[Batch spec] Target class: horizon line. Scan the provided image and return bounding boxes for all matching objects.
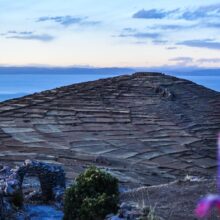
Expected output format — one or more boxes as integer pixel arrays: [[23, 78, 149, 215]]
[[0, 65, 220, 70]]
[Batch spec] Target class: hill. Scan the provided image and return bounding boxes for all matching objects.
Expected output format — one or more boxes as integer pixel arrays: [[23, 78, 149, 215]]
[[0, 72, 219, 187]]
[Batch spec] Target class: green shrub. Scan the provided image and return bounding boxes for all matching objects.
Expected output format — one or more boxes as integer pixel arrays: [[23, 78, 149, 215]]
[[63, 166, 119, 220], [12, 191, 23, 208]]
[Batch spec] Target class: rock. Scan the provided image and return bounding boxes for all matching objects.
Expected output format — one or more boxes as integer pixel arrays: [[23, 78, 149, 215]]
[[4, 178, 21, 196], [106, 202, 143, 220], [0, 193, 5, 219], [0, 166, 11, 176], [154, 85, 175, 100], [95, 155, 111, 166], [24, 190, 42, 202], [109, 216, 124, 220], [106, 213, 125, 220], [0, 195, 17, 220], [120, 202, 132, 211]]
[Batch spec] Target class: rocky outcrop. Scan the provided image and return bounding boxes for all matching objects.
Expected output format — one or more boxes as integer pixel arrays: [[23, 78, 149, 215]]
[[0, 193, 5, 220], [154, 85, 175, 100]]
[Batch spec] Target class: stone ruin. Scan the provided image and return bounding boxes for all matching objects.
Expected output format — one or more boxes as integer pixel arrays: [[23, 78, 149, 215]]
[[0, 160, 66, 219], [154, 85, 175, 100]]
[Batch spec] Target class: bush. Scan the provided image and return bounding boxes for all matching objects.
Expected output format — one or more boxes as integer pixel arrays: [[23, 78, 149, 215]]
[[12, 191, 23, 208], [63, 166, 119, 220]]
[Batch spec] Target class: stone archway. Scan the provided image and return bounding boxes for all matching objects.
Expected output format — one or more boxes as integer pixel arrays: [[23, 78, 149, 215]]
[[4, 160, 66, 202]]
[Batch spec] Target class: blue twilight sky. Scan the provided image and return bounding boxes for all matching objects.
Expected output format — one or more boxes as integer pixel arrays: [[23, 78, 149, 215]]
[[0, 0, 220, 68]]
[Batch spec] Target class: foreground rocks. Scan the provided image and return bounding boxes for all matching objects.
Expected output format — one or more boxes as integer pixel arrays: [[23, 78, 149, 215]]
[[0, 160, 219, 219]]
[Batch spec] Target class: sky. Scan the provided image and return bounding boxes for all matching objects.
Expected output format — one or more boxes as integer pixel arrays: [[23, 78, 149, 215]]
[[0, 0, 220, 68]]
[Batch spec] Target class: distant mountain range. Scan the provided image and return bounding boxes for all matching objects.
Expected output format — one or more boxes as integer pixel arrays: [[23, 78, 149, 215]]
[[136, 67, 220, 76], [0, 67, 134, 75], [0, 66, 219, 76]]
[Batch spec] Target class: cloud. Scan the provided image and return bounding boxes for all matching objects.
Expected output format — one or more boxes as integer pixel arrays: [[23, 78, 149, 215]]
[[197, 58, 220, 63], [133, 32, 160, 39], [177, 39, 220, 50], [118, 32, 161, 39], [180, 4, 220, 20], [132, 9, 178, 19], [133, 41, 147, 45], [201, 22, 220, 28], [152, 40, 168, 45], [170, 57, 193, 62], [166, 46, 177, 50], [38, 16, 83, 25], [117, 28, 161, 40], [154, 22, 220, 31], [132, 4, 220, 21], [37, 15, 100, 27], [169, 57, 194, 66], [2, 31, 54, 42], [149, 24, 196, 31], [122, 28, 137, 33], [8, 31, 33, 35], [7, 34, 54, 42], [169, 57, 220, 66], [153, 24, 182, 30]]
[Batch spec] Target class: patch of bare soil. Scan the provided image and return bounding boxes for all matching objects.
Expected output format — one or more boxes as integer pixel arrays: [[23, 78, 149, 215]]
[[121, 177, 219, 220]]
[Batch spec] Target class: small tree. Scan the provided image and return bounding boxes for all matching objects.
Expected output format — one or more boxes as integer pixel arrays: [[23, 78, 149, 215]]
[[63, 166, 119, 220]]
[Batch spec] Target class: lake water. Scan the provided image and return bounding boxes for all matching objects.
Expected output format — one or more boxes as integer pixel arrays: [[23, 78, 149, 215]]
[[168, 74, 220, 92], [0, 72, 219, 102], [0, 73, 122, 102]]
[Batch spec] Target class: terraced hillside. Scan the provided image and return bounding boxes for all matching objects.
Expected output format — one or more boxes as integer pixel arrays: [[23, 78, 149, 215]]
[[0, 72, 219, 187]]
